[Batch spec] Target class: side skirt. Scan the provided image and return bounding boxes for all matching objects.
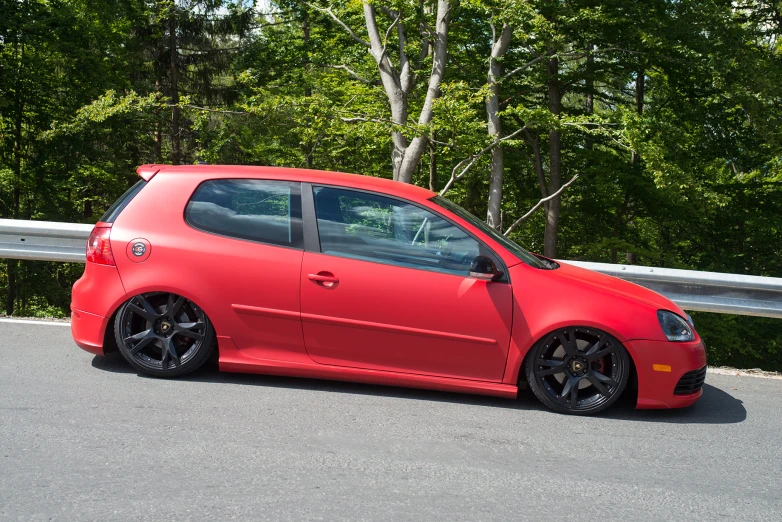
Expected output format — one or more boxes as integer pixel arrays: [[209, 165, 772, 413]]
[[216, 336, 518, 399]]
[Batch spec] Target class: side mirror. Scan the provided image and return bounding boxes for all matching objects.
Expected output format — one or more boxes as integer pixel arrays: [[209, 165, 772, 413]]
[[469, 256, 503, 281]]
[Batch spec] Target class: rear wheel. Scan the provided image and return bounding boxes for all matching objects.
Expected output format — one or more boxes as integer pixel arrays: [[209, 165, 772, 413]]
[[525, 327, 630, 415], [114, 292, 215, 378]]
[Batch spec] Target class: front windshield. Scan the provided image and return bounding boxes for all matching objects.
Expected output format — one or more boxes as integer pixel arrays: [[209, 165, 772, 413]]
[[432, 196, 553, 269]]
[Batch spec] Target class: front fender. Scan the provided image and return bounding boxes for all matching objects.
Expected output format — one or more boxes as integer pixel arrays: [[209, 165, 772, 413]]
[[502, 263, 667, 385]]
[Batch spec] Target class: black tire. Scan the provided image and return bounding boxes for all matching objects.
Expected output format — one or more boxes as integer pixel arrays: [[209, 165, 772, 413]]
[[114, 292, 215, 378], [525, 327, 630, 415]]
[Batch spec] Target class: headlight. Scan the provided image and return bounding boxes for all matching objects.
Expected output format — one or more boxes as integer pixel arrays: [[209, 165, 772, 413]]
[[657, 310, 695, 342]]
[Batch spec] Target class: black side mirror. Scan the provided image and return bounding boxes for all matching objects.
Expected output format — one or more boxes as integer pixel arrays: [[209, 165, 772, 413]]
[[469, 256, 502, 281]]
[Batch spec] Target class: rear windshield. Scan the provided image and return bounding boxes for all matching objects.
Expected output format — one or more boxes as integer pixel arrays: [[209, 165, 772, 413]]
[[100, 180, 147, 223]]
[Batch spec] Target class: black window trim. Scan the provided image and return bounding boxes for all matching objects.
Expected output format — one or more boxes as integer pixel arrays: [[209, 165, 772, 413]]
[[306, 183, 511, 284], [183, 178, 305, 251], [301, 182, 320, 252]]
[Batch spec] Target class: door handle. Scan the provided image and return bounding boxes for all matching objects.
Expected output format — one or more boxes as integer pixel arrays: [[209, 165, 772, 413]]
[[308, 273, 339, 288]]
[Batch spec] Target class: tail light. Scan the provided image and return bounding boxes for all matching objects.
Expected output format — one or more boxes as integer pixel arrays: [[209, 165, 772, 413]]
[[86, 224, 115, 266]]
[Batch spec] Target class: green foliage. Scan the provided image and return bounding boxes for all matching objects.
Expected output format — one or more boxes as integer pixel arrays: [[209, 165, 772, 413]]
[[692, 312, 782, 370], [1, 0, 780, 369]]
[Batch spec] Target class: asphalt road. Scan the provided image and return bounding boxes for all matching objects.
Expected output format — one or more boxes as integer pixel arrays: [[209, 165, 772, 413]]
[[1, 321, 781, 521]]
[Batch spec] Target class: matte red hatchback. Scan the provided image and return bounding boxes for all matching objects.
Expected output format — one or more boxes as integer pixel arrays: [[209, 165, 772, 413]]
[[71, 165, 707, 415]]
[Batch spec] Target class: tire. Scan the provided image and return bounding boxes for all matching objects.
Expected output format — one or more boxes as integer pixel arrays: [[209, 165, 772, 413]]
[[525, 327, 630, 415], [114, 292, 215, 378]]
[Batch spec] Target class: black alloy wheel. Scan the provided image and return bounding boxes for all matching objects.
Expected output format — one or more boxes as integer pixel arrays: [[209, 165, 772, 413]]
[[525, 327, 630, 415], [114, 292, 215, 377]]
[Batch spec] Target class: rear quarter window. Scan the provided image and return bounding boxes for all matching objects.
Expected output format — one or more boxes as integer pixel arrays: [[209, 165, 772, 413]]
[[100, 180, 147, 223], [185, 179, 303, 249]]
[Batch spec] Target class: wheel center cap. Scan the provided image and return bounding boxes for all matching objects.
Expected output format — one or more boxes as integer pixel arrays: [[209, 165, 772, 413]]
[[568, 356, 589, 376], [160, 321, 172, 334]]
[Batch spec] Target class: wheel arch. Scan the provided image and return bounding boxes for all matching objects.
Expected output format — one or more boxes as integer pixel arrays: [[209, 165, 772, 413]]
[[102, 308, 120, 354], [516, 324, 636, 414], [112, 284, 223, 336], [102, 285, 222, 358], [505, 320, 639, 388]]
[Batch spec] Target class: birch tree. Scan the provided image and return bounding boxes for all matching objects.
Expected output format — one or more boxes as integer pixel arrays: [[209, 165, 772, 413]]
[[310, 1, 451, 183], [485, 22, 512, 229]]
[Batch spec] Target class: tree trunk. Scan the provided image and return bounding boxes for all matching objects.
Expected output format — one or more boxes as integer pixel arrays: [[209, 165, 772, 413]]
[[362, 2, 409, 181], [486, 24, 512, 229], [362, 0, 449, 183], [13, 101, 22, 220], [169, 7, 180, 165], [390, 115, 409, 181], [303, 12, 311, 98], [585, 44, 594, 151], [626, 70, 644, 265], [611, 192, 630, 264], [20, 261, 27, 312], [154, 79, 162, 162], [429, 139, 437, 191], [544, 55, 562, 258], [304, 10, 314, 168], [631, 69, 644, 166], [6, 261, 16, 316], [155, 120, 162, 162], [8, 70, 24, 316], [395, 0, 449, 184]]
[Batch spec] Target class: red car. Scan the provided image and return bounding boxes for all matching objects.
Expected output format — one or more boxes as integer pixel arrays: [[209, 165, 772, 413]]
[[71, 165, 707, 415]]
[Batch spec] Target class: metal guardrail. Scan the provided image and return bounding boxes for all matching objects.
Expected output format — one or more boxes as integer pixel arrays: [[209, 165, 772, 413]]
[[0, 219, 93, 263], [1, 218, 780, 319], [562, 261, 782, 319]]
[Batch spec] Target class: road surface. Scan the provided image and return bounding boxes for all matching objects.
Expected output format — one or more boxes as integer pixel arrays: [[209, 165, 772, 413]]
[[1, 320, 780, 521]]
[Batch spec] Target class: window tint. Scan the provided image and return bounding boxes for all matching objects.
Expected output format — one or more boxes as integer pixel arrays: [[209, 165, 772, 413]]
[[186, 179, 303, 248], [314, 187, 480, 277], [100, 180, 147, 223]]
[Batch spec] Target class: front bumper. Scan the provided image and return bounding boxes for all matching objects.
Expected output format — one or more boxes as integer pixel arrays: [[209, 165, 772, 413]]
[[625, 338, 708, 409]]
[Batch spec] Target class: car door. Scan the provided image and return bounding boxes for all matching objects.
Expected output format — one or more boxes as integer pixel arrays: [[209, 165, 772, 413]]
[[182, 178, 307, 360], [300, 186, 513, 382]]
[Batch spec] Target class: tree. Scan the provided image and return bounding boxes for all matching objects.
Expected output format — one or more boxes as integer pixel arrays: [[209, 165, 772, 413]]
[[2, 0, 781, 370], [309, 1, 451, 183]]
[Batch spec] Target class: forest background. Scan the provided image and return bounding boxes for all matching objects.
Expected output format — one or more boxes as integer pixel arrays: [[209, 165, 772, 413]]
[[1, 0, 780, 369]]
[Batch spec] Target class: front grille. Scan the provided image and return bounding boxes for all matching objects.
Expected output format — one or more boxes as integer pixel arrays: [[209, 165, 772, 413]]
[[674, 365, 707, 395]]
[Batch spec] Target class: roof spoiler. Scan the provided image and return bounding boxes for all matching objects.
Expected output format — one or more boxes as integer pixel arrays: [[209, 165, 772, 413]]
[[136, 164, 165, 181]]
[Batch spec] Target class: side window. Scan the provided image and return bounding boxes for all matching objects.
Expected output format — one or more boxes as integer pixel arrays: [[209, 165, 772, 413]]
[[314, 186, 481, 277], [186, 179, 303, 248]]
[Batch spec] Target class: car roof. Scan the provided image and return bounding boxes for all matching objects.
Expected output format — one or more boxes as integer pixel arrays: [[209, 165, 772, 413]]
[[137, 164, 437, 202]]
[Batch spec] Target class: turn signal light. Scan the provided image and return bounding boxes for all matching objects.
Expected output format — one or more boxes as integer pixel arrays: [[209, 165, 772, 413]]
[[653, 364, 672, 372], [86, 225, 115, 266]]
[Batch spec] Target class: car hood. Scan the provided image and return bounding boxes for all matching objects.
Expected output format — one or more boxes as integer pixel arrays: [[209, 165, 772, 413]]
[[550, 260, 686, 315]]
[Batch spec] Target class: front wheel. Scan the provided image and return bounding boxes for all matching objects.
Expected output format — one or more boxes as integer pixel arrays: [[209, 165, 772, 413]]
[[525, 327, 630, 415], [114, 292, 215, 378]]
